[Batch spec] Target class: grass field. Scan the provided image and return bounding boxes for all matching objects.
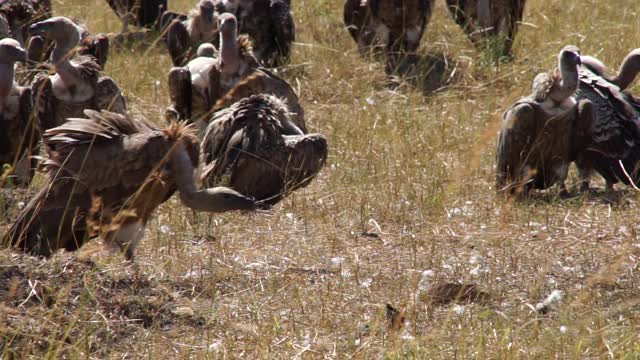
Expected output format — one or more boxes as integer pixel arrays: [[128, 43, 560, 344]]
[[2, 0, 640, 358]]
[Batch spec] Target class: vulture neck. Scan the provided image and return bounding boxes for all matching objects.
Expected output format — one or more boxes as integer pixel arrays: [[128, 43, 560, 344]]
[[0, 63, 15, 104], [220, 30, 240, 74], [551, 55, 579, 103], [51, 33, 84, 90], [611, 50, 640, 91]]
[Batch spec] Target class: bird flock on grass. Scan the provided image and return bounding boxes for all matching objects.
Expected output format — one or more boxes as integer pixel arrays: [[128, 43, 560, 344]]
[[0, 0, 639, 260]]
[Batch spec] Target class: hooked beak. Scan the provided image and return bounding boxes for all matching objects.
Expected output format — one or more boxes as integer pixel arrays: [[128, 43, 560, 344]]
[[28, 22, 49, 37]]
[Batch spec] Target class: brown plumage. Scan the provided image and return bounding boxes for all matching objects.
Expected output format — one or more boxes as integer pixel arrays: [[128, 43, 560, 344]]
[[104, 0, 167, 33], [28, 17, 125, 134], [167, 14, 304, 133], [574, 49, 640, 191], [213, 0, 295, 68], [0, 0, 52, 46], [0, 38, 38, 186], [164, 0, 219, 66], [343, 0, 435, 73], [496, 45, 594, 197], [200, 95, 327, 206], [4, 110, 256, 259], [446, 0, 526, 57]]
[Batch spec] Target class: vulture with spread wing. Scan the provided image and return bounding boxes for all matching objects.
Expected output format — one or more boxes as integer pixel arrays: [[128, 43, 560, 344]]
[[496, 45, 594, 197], [167, 13, 305, 133], [343, 0, 435, 73], [104, 0, 167, 33], [200, 95, 327, 206], [574, 49, 640, 191], [214, 0, 295, 68], [164, 0, 219, 66], [28, 17, 125, 134], [445, 0, 527, 57], [0, 38, 38, 186], [4, 110, 256, 259]]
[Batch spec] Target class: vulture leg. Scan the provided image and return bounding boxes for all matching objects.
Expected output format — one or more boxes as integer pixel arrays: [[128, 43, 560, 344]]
[[166, 67, 192, 122], [166, 20, 191, 66], [95, 77, 127, 113], [170, 143, 257, 211], [574, 99, 597, 192]]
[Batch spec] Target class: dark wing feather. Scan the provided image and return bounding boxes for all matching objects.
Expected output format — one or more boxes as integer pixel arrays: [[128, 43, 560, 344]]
[[31, 73, 57, 133], [575, 65, 640, 184], [167, 67, 193, 121], [79, 34, 110, 70], [95, 76, 127, 114], [166, 19, 192, 66]]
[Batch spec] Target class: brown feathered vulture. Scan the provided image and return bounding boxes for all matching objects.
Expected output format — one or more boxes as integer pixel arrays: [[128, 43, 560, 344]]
[[496, 45, 594, 197], [167, 13, 305, 133], [0, 38, 38, 186], [104, 0, 167, 33], [343, 0, 435, 73], [445, 0, 527, 57], [574, 49, 640, 191], [164, 0, 219, 66], [213, 0, 295, 68], [28, 17, 125, 134], [200, 94, 327, 206], [3, 110, 256, 259], [0, 0, 52, 46]]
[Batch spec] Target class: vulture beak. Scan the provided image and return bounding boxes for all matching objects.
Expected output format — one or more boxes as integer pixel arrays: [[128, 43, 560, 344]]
[[28, 21, 50, 37]]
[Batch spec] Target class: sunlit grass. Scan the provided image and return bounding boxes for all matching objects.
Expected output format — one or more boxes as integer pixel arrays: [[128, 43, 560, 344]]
[[2, 0, 640, 357]]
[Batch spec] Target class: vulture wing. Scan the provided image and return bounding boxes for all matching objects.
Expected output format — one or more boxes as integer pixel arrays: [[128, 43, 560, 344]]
[[575, 65, 640, 184], [95, 76, 128, 114], [31, 73, 57, 133], [167, 19, 192, 66]]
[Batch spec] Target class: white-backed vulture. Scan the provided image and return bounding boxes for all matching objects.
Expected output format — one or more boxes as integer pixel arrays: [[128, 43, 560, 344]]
[[0, 38, 38, 186], [214, 0, 295, 68], [167, 13, 305, 133], [574, 49, 640, 191], [343, 0, 435, 73], [0, 0, 52, 46], [4, 110, 256, 259], [28, 17, 125, 134], [105, 0, 167, 33], [496, 45, 594, 197], [446, 0, 526, 57], [164, 0, 219, 66], [200, 95, 327, 206]]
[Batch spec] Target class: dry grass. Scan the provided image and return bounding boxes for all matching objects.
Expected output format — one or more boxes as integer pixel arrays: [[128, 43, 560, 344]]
[[2, 0, 640, 358]]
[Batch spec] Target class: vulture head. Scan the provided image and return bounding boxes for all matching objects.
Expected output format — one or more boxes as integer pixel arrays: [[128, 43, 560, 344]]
[[0, 38, 27, 64], [197, 42, 217, 57], [219, 13, 240, 74], [199, 0, 217, 27], [28, 16, 81, 63], [559, 45, 582, 69]]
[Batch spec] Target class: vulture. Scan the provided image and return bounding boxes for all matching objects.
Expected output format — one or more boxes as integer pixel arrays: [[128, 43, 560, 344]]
[[574, 49, 640, 191], [496, 45, 594, 197], [0, 0, 52, 46], [343, 0, 435, 73], [445, 0, 527, 57], [164, 0, 219, 66], [167, 13, 305, 133], [28, 17, 125, 134], [0, 38, 38, 186], [200, 95, 327, 206], [213, 0, 295, 68], [104, 0, 168, 33], [4, 110, 256, 259]]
